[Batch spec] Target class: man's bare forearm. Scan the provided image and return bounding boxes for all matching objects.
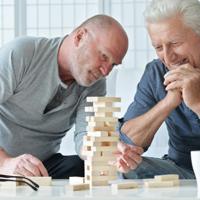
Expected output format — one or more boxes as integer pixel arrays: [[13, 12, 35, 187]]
[[121, 94, 180, 149]]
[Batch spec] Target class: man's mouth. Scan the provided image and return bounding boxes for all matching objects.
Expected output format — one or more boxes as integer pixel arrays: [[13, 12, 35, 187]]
[[174, 58, 189, 66], [165, 58, 189, 68]]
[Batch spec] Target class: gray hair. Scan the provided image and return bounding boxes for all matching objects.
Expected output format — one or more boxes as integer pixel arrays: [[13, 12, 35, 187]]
[[144, 0, 200, 36]]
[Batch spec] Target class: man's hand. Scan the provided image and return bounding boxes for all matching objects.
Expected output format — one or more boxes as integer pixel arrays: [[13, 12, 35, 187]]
[[164, 88, 182, 109], [0, 154, 49, 177], [164, 64, 200, 113], [111, 141, 143, 173]]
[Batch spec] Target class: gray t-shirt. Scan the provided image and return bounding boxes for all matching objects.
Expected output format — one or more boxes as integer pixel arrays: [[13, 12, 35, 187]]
[[0, 36, 106, 161]]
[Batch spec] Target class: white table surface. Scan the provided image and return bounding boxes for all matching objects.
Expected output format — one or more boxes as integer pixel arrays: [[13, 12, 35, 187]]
[[0, 179, 199, 200]]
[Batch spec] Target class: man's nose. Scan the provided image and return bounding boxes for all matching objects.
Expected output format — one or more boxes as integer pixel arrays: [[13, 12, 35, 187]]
[[99, 64, 113, 76]]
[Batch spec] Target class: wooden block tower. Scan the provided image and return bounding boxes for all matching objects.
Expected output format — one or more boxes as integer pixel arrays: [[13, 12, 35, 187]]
[[83, 97, 121, 187]]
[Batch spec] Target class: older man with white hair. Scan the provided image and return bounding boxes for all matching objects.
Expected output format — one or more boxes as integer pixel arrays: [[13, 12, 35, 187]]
[[116, 0, 200, 179]]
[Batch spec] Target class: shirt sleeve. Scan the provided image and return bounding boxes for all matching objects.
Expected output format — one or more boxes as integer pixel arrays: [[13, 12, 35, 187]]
[[73, 78, 106, 157], [0, 42, 17, 103], [0, 37, 35, 104], [118, 63, 158, 144]]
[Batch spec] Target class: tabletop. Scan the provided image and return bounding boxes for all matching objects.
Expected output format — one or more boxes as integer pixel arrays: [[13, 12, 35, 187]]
[[0, 179, 199, 200]]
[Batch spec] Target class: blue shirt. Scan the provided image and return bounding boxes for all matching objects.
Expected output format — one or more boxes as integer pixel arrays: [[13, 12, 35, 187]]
[[119, 59, 200, 170]]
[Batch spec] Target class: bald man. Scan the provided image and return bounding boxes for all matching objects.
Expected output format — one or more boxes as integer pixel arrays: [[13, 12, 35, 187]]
[[0, 15, 128, 178]]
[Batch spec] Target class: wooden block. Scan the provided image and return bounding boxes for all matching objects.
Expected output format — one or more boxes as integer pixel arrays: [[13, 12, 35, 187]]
[[86, 116, 118, 122], [69, 177, 84, 185], [86, 126, 115, 132], [83, 149, 115, 157], [95, 112, 113, 117], [87, 155, 115, 162], [83, 140, 101, 147], [104, 122, 117, 127], [87, 121, 116, 127], [88, 146, 117, 153], [91, 146, 117, 152], [154, 174, 179, 181], [88, 177, 124, 186], [85, 164, 116, 172], [87, 97, 121, 103], [85, 136, 118, 142], [85, 168, 117, 176], [24, 177, 52, 186], [85, 106, 120, 113], [90, 180, 109, 186], [111, 182, 138, 190], [87, 121, 105, 127], [69, 183, 90, 191], [87, 131, 109, 137], [89, 175, 116, 182], [85, 160, 117, 170], [93, 102, 113, 107], [83, 141, 117, 148], [144, 180, 180, 188], [0, 180, 19, 187]]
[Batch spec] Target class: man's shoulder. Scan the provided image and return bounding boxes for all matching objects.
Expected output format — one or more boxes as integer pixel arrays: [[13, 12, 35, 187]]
[[5, 36, 60, 50], [6, 36, 38, 48], [1, 36, 39, 57], [145, 59, 167, 77], [146, 59, 165, 70]]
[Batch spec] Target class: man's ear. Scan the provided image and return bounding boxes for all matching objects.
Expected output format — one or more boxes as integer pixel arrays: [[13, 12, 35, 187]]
[[74, 28, 88, 47]]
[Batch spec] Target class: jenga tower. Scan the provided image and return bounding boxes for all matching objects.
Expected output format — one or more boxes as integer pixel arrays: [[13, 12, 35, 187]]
[[83, 96, 121, 187]]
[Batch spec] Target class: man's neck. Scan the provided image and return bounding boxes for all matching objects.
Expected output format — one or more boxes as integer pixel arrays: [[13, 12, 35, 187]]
[[57, 35, 75, 85]]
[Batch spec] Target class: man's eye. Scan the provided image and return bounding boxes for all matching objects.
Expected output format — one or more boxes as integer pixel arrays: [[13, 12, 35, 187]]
[[171, 42, 179, 46], [155, 46, 162, 51]]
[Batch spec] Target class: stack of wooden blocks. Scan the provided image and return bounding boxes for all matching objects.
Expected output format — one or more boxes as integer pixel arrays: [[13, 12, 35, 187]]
[[144, 174, 180, 188], [83, 96, 121, 187]]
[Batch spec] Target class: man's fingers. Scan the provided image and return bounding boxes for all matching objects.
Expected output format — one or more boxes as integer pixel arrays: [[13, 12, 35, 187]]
[[121, 153, 141, 170], [24, 154, 49, 176], [129, 146, 144, 155], [22, 159, 42, 176], [117, 158, 130, 173], [126, 151, 143, 165], [16, 165, 35, 177], [117, 141, 144, 155], [117, 141, 131, 153], [165, 80, 182, 91], [108, 157, 130, 173], [164, 73, 182, 85]]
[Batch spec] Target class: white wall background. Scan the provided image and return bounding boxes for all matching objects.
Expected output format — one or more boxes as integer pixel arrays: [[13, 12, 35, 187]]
[[0, 0, 156, 65], [0, 0, 169, 157]]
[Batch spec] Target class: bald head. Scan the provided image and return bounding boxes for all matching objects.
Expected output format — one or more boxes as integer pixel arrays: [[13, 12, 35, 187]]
[[75, 15, 128, 48], [59, 14, 128, 87], [77, 14, 125, 32]]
